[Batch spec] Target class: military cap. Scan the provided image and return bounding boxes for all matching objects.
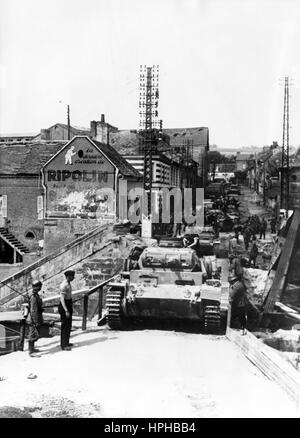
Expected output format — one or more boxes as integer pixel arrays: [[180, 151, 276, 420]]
[[64, 270, 75, 276], [32, 280, 42, 288]]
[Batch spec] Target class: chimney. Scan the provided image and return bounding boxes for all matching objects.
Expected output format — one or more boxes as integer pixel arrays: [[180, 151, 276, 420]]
[[40, 129, 50, 140], [90, 121, 97, 139], [101, 114, 105, 123]]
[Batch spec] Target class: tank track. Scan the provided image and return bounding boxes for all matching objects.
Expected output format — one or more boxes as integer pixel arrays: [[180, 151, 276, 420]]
[[106, 289, 123, 330], [204, 305, 221, 333]]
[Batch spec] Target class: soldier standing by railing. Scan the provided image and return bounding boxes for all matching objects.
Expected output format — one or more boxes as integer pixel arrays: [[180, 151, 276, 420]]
[[58, 270, 75, 351]]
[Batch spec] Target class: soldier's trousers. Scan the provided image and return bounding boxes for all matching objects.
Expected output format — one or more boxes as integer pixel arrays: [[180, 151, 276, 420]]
[[58, 300, 73, 349]]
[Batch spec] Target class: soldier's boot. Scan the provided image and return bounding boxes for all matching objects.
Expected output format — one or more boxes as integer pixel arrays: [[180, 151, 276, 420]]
[[28, 341, 41, 357]]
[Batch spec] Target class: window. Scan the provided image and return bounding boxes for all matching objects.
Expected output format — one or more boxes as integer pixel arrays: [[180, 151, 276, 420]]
[[0, 195, 7, 218]]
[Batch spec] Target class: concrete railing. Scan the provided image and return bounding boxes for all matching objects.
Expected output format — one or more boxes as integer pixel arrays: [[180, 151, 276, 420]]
[[0, 224, 113, 307]]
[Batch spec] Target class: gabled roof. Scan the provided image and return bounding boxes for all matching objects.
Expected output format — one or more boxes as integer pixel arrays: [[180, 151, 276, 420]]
[[32, 123, 90, 140], [92, 139, 141, 178], [54, 123, 90, 134], [42, 136, 142, 179], [0, 137, 142, 179]]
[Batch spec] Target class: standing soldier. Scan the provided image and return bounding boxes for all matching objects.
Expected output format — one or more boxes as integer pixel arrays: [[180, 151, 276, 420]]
[[212, 215, 220, 237], [58, 270, 75, 351], [229, 274, 248, 334], [27, 280, 44, 357], [243, 226, 251, 251], [259, 218, 267, 240], [249, 237, 259, 268], [229, 253, 244, 281], [270, 216, 276, 234]]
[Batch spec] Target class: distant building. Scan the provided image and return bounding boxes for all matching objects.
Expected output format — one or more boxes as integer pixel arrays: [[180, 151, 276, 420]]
[[162, 127, 209, 187], [106, 128, 198, 187], [212, 145, 263, 157], [33, 123, 90, 141], [0, 133, 36, 143], [90, 114, 118, 144], [236, 152, 252, 172]]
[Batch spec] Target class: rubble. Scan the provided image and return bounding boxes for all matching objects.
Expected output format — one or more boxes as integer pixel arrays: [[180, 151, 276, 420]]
[[266, 329, 300, 352], [243, 268, 269, 302], [258, 329, 300, 371]]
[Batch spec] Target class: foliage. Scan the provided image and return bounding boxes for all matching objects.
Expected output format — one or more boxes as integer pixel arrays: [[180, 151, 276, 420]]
[[207, 151, 235, 165]]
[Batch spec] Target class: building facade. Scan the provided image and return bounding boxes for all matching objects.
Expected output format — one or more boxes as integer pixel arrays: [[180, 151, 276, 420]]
[[0, 136, 142, 266]]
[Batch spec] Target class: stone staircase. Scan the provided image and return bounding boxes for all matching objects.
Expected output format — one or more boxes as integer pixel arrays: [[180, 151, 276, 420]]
[[0, 228, 30, 254]]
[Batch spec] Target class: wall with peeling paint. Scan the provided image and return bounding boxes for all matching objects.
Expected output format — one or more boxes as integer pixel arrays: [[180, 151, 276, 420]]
[[44, 137, 116, 221]]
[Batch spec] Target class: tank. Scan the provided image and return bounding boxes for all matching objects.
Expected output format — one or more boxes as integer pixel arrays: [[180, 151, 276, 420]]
[[105, 245, 224, 333]]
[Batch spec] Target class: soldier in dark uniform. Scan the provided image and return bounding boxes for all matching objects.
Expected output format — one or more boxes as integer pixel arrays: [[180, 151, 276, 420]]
[[249, 237, 259, 267], [27, 280, 44, 357], [243, 226, 251, 251], [229, 274, 248, 334], [229, 254, 244, 281], [270, 217, 276, 234], [259, 218, 267, 240]]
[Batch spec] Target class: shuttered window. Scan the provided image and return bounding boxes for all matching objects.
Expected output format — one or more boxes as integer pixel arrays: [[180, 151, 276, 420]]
[[0, 195, 7, 218]]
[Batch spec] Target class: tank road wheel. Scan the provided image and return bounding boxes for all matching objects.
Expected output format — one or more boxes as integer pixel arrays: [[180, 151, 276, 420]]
[[106, 289, 124, 330], [204, 305, 221, 334]]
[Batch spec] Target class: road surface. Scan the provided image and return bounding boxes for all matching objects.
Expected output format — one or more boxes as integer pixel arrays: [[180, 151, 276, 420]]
[[0, 325, 298, 418]]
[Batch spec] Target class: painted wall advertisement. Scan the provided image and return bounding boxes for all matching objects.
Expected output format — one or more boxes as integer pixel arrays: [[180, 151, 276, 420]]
[[44, 138, 116, 220]]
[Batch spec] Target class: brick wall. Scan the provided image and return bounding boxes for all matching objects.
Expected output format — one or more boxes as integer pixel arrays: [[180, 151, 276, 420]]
[[0, 176, 43, 250]]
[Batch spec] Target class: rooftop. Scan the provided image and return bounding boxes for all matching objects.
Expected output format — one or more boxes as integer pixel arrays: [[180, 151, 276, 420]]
[[92, 139, 142, 178], [0, 142, 67, 175], [0, 137, 142, 179]]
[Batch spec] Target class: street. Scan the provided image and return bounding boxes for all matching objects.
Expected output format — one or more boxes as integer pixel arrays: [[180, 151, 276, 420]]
[[0, 325, 298, 418]]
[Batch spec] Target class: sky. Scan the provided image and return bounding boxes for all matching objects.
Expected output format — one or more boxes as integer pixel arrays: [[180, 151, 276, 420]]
[[0, 0, 300, 148]]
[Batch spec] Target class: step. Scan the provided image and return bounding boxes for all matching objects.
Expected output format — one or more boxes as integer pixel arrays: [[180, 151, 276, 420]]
[[0, 231, 30, 254]]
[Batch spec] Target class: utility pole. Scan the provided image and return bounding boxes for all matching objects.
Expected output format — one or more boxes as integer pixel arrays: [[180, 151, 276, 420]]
[[254, 153, 257, 192], [67, 104, 71, 140], [263, 160, 266, 205], [280, 76, 290, 214], [139, 65, 160, 238]]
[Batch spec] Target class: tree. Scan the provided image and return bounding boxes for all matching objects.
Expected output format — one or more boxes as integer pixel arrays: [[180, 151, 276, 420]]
[[207, 151, 235, 165], [207, 151, 236, 180]]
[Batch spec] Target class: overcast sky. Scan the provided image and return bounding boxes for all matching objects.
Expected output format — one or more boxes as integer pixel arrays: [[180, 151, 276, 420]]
[[1, 0, 300, 148]]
